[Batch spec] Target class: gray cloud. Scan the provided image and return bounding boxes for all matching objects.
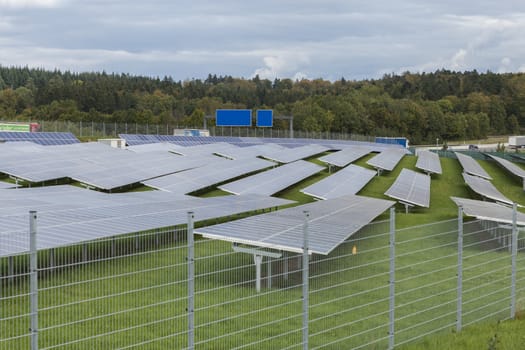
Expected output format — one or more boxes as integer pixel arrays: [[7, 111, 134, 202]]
[[0, 0, 524, 80]]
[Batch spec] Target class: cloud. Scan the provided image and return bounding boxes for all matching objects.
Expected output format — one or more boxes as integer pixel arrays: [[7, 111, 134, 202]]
[[0, 0, 63, 7], [253, 54, 311, 80], [450, 49, 468, 70], [1, 1, 525, 80]]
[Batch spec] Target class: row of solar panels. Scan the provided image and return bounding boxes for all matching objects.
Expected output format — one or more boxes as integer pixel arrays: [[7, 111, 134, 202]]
[[0, 131, 80, 145], [2, 142, 524, 259], [0, 139, 405, 191]]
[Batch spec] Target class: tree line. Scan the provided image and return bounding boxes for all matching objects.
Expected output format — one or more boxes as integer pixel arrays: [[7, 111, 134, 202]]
[[1, 66, 524, 144]]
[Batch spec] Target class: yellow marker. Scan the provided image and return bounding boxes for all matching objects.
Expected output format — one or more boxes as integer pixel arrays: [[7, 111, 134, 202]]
[[352, 245, 357, 255]]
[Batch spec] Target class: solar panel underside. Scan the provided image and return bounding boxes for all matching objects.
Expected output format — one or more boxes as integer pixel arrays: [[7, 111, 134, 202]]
[[300, 164, 376, 200], [462, 173, 513, 205], [451, 197, 525, 225], [142, 157, 275, 194], [454, 152, 492, 180], [196, 195, 395, 255], [385, 168, 431, 207], [318, 147, 371, 167], [415, 150, 442, 175], [0, 186, 294, 257], [487, 154, 525, 179], [219, 160, 324, 196], [261, 144, 330, 163], [366, 148, 406, 171]]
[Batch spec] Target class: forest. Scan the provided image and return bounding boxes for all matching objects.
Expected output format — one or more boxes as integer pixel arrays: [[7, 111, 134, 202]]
[[1, 66, 524, 144]]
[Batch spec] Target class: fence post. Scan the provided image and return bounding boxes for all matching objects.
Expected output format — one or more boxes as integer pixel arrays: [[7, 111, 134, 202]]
[[302, 211, 309, 350], [187, 212, 195, 350], [388, 207, 395, 350], [29, 211, 38, 350], [511, 203, 518, 319], [457, 205, 463, 332]]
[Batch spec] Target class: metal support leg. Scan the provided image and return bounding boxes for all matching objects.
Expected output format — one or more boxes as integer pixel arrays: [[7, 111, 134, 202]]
[[254, 255, 263, 293]]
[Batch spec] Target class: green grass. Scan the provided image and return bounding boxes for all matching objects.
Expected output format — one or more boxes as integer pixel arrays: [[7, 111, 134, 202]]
[[397, 319, 525, 350], [1, 151, 525, 349]]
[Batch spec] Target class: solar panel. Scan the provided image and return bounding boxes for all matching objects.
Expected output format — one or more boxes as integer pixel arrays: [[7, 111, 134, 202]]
[[214, 144, 286, 160], [451, 197, 524, 225], [487, 154, 525, 179], [318, 147, 372, 167], [385, 168, 431, 208], [196, 195, 394, 255], [260, 144, 329, 163], [454, 152, 492, 180], [142, 157, 275, 194], [462, 172, 513, 205], [0, 188, 294, 257], [218, 160, 324, 196], [300, 164, 376, 200], [0, 131, 79, 145], [366, 148, 406, 172], [0, 142, 220, 189], [127, 142, 187, 154], [415, 150, 442, 175]]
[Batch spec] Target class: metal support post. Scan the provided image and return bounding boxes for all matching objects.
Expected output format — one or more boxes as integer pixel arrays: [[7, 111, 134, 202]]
[[29, 211, 38, 350], [283, 254, 289, 280], [302, 211, 310, 350], [388, 207, 395, 350], [254, 255, 263, 293], [49, 248, 55, 268], [511, 203, 518, 319], [187, 212, 195, 350], [267, 258, 272, 288], [457, 206, 463, 332]]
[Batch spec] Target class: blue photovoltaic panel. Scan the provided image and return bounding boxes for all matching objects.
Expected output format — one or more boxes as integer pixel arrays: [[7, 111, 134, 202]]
[[216, 109, 252, 126], [256, 109, 273, 127], [0, 131, 80, 145]]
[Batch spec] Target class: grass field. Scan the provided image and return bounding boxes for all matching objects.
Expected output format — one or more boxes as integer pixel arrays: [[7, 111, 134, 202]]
[[1, 150, 525, 349]]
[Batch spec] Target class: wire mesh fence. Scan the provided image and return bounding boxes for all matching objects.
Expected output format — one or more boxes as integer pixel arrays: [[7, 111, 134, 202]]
[[1, 211, 524, 349], [31, 119, 376, 142]]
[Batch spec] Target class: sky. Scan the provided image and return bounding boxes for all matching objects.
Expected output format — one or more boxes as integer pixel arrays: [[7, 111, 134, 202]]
[[1, 0, 525, 82]]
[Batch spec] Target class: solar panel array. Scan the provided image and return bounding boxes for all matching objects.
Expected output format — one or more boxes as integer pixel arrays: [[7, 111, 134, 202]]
[[219, 160, 324, 196], [120, 133, 407, 153], [0, 185, 293, 257], [120, 134, 245, 146], [143, 157, 275, 194], [196, 195, 394, 255], [487, 154, 525, 179], [366, 148, 407, 172], [455, 152, 492, 180], [385, 168, 431, 207], [0, 131, 80, 145], [318, 147, 372, 167], [300, 164, 376, 200], [451, 197, 524, 225], [462, 172, 513, 205], [0, 142, 219, 189], [415, 150, 442, 175]]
